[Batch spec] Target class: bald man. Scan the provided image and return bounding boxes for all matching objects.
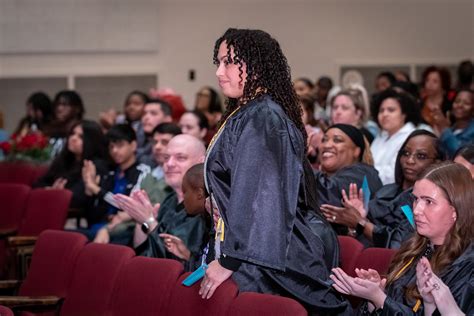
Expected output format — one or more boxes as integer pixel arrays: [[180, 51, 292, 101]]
[[115, 134, 207, 258]]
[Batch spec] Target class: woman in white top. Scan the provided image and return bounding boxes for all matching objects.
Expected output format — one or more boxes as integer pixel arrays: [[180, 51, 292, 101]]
[[371, 89, 422, 184]]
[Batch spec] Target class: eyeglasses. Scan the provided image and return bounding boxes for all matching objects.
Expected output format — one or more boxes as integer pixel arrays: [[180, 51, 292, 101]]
[[400, 149, 436, 161]]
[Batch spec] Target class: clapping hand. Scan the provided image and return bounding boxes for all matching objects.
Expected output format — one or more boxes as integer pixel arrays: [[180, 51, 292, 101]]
[[114, 190, 160, 224], [330, 267, 387, 309], [82, 160, 100, 195], [416, 257, 464, 316]]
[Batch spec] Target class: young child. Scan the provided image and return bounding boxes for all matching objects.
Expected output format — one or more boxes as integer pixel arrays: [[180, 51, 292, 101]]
[[159, 163, 211, 270]]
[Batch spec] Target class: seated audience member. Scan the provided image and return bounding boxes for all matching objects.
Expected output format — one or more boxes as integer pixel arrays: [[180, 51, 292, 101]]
[[330, 162, 473, 315], [322, 130, 445, 248], [315, 124, 383, 235], [99, 90, 149, 139], [375, 71, 396, 93], [80, 124, 149, 243], [144, 122, 182, 184], [159, 163, 211, 271], [115, 134, 207, 259], [420, 66, 453, 128], [437, 89, 473, 157], [293, 77, 314, 97], [314, 76, 334, 118], [150, 88, 187, 123], [137, 98, 173, 167], [193, 86, 223, 144], [371, 89, 423, 185], [455, 60, 473, 91], [93, 123, 182, 244], [14, 92, 53, 137], [178, 110, 209, 143], [330, 86, 374, 143], [453, 144, 474, 178], [45, 90, 85, 157], [300, 94, 324, 163], [34, 120, 108, 209]]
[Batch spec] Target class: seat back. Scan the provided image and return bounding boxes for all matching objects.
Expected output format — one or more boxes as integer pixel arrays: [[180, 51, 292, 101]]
[[108, 257, 184, 316], [19, 230, 88, 297], [0, 162, 38, 186], [0, 304, 14, 316], [0, 183, 31, 230], [164, 272, 239, 315], [18, 189, 72, 236], [354, 247, 397, 276], [337, 236, 364, 276], [228, 292, 307, 316], [59, 243, 134, 316]]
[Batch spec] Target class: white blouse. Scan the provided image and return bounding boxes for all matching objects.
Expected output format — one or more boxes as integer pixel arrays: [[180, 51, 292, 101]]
[[371, 122, 416, 185]]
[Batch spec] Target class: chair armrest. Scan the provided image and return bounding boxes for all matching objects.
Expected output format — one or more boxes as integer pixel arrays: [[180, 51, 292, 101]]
[[0, 295, 61, 309], [0, 228, 18, 239], [7, 236, 38, 248], [0, 280, 21, 290]]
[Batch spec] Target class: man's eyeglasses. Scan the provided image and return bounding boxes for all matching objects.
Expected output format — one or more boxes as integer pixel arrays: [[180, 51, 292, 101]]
[[400, 150, 436, 161]]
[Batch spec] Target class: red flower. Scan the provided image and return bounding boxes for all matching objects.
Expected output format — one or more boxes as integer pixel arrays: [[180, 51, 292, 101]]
[[0, 141, 11, 154]]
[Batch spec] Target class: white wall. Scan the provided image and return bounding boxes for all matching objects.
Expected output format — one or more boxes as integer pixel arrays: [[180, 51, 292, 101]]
[[0, 0, 473, 131]]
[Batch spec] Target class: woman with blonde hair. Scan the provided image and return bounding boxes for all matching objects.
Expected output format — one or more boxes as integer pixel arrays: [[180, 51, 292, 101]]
[[330, 162, 473, 315], [330, 84, 376, 143]]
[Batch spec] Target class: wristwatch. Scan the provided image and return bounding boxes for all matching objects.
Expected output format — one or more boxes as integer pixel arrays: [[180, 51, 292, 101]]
[[356, 218, 368, 235], [141, 216, 157, 234]]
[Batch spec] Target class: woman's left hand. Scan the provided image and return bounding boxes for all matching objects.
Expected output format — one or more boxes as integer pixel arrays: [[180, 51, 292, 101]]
[[423, 261, 464, 316], [199, 260, 233, 299]]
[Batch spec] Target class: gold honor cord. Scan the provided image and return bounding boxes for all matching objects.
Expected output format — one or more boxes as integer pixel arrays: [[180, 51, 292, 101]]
[[391, 257, 421, 312]]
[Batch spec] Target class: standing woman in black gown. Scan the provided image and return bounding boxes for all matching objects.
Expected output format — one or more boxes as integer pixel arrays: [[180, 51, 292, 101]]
[[199, 28, 349, 314]]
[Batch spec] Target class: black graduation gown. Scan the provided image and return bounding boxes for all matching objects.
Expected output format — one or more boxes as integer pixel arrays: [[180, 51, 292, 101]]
[[136, 191, 208, 264], [367, 184, 415, 249], [205, 95, 350, 315], [314, 163, 383, 236], [359, 243, 474, 315], [314, 163, 383, 208]]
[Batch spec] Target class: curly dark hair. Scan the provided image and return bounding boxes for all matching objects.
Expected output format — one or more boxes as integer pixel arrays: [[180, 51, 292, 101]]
[[371, 88, 422, 128], [213, 28, 306, 145], [213, 28, 319, 209], [421, 65, 452, 94]]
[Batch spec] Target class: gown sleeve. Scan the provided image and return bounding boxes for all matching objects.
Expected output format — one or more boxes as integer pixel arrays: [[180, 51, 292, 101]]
[[219, 103, 303, 271]]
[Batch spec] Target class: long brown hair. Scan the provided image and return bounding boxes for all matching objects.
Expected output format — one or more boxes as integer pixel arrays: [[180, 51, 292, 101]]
[[386, 162, 474, 301]]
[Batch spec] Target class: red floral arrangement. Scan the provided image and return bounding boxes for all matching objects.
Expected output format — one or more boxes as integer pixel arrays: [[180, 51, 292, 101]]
[[0, 133, 51, 163]]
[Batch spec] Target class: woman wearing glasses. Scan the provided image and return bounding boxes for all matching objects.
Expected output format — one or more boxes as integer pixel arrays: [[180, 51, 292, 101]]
[[322, 130, 446, 248]]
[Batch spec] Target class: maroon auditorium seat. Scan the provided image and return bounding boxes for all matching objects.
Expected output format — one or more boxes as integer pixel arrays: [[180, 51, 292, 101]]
[[0, 230, 87, 316], [0, 183, 31, 231], [18, 230, 88, 298], [18, 189, 71, 236], [58, 243, 135, 316], [0, 305, 14, 316], [108, 257, 184, 316], [0, 163, 39, 186], [0, 184, 30, 277], [228, 292, 307, 316], [337, 236, 364, 276], [354, 247, 397, 276], [164, 272, 239, 315]]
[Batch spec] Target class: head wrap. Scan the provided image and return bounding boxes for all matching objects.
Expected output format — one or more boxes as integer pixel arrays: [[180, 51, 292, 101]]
[[326, 124, 365, 161]]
